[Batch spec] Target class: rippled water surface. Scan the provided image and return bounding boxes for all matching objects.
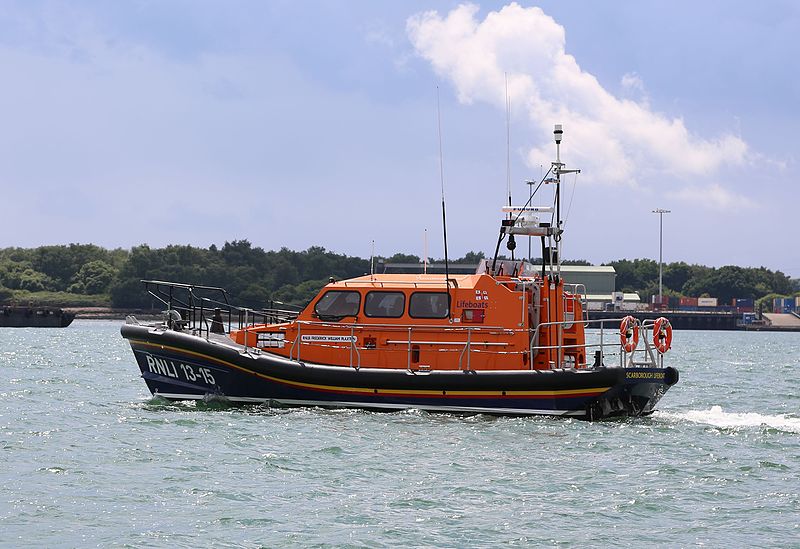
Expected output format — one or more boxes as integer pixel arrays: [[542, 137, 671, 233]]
[[1, 321, 799, 547]]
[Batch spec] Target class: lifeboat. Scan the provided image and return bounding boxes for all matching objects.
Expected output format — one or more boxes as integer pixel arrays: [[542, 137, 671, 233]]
[[120, 125, 678, 419]]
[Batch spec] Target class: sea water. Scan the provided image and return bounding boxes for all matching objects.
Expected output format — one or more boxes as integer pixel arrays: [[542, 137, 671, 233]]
[[1, 321, 798, 547]]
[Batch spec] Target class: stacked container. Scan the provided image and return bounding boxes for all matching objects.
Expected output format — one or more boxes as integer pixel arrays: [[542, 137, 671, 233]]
[[773, 297, 797, 313], [651, 295, 668, 311]]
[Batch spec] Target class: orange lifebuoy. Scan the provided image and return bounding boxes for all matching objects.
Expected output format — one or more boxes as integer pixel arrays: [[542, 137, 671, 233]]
[[619, 315, 639, 353], [653, 317, 673, 354]]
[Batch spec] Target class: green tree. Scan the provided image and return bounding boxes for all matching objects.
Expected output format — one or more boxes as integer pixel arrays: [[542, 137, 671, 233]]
[[238, 283, 272, 308], [454, 251, 486, 264], [272, 278, 328, 307], [385, 252, 421, 264], [662, 262, 693, 292], [607, 259, 658, 293], [0, 284, 13, 304], [32, 244, 109, 290], [68, 260, 118, 294], [0, 262, 54, 292]]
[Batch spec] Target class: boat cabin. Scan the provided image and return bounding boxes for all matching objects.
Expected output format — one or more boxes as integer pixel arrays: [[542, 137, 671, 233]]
[[230, 260, 587, 372]]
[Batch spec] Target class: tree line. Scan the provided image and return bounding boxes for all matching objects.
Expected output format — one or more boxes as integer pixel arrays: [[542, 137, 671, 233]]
[[0, 242, 797, 310], [608, 258, 797, 306]]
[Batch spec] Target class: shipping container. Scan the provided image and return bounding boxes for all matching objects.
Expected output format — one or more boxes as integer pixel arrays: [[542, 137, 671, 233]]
[[669, 296, 680, 309], [679, 297, 698, 307], [773, 298, 794, 313], [736, 306, 755, 314], [698, 297, 718, 307], [651, 295, 668, 311], [774, 297, 796, 312], [735, 298, 754, 307]]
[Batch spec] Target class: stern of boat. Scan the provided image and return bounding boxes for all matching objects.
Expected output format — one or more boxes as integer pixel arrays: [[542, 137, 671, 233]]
[[584, 366, 679, 419]]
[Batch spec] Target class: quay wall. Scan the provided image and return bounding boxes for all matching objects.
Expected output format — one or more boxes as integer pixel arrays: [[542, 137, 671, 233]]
[[586, 310, 738, 330]]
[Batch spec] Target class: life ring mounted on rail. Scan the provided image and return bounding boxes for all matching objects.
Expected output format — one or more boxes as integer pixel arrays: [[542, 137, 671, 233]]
[[619, 315, 639, 353], [653, 317, 673, 354]]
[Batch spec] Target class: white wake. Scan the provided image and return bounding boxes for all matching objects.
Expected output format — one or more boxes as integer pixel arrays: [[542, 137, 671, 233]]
[[655, 405, 800, 433]]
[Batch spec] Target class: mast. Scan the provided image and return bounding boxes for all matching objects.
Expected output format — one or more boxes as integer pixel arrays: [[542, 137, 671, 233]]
[[553, 124, 563, 279], [490, 124, 577, 279], [551, 124, 580, 278]]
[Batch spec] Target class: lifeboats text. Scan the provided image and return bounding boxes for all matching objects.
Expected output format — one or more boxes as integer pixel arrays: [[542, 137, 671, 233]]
[[456, 300, 488, 309]]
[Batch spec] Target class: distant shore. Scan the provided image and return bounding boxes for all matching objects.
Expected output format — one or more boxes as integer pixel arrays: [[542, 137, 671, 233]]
[[65, 307, 162, 321]]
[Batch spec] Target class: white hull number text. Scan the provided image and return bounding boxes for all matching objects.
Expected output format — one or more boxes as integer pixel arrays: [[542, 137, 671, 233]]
[[144, 353, 216, 385]]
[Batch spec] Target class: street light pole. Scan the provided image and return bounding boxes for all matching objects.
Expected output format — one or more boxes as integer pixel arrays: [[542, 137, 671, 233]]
[[652, 208, 671, 302]]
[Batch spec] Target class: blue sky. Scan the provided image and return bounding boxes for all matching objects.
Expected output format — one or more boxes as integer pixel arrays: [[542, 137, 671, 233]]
[[1, 1, 798, 276]]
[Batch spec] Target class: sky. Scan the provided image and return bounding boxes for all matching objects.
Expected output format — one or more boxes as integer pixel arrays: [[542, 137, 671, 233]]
[[1, 1, 798, 276]]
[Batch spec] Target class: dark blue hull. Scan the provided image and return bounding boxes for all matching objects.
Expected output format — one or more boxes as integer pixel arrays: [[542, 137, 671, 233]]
[[121, 324, 678, 419]]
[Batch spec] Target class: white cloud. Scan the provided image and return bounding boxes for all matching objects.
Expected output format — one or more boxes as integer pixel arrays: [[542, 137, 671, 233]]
[[669, 183, 758, 212], [364, 22, 395, 48], [621, 72, 644, 94], [620, 72, 648, 106], [407, 3, 751, 189]]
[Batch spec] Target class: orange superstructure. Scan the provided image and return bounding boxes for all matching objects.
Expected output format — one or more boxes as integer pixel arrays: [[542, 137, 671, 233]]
[[230, 264, 587, 372]]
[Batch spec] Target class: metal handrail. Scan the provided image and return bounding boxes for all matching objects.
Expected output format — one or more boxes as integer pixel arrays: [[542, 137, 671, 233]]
[[458, 328, 472, 370], [141, 279, 301, 340], [284, 316, 626, 371], [349, 325, 360, 369], [277, 318, 666, 372], [336, 278, 462, 289]]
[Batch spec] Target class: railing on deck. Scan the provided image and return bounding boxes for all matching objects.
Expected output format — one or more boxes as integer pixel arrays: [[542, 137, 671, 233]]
[[141, 280, 301, 344], [282, 316, 664, 371], [620, 318, 665, 368]]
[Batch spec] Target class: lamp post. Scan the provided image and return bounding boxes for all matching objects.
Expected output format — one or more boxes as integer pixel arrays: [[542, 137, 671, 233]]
[[652, 208, 671, 303]]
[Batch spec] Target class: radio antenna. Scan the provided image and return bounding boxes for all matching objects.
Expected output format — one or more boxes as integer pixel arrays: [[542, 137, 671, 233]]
[[505, 72, 512, 209], [370, 239, 375, 279], [423, 228, 429, 275], [505, 74, 515, 261], [437, 87, 452, 320]]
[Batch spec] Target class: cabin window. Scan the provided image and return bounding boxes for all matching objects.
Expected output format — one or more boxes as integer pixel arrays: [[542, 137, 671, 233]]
[[364, 291, 405, 318], [409, 292, 450, 319], [314, 291, 361, 319]]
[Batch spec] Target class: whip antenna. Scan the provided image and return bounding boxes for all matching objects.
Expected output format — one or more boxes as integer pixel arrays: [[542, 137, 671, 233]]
[[370, 239, 375, 279], [423, 228, 429, 275], [505, 73, 512, 209], [504, 74, 516, 260], [437, 87, 452, 320]]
